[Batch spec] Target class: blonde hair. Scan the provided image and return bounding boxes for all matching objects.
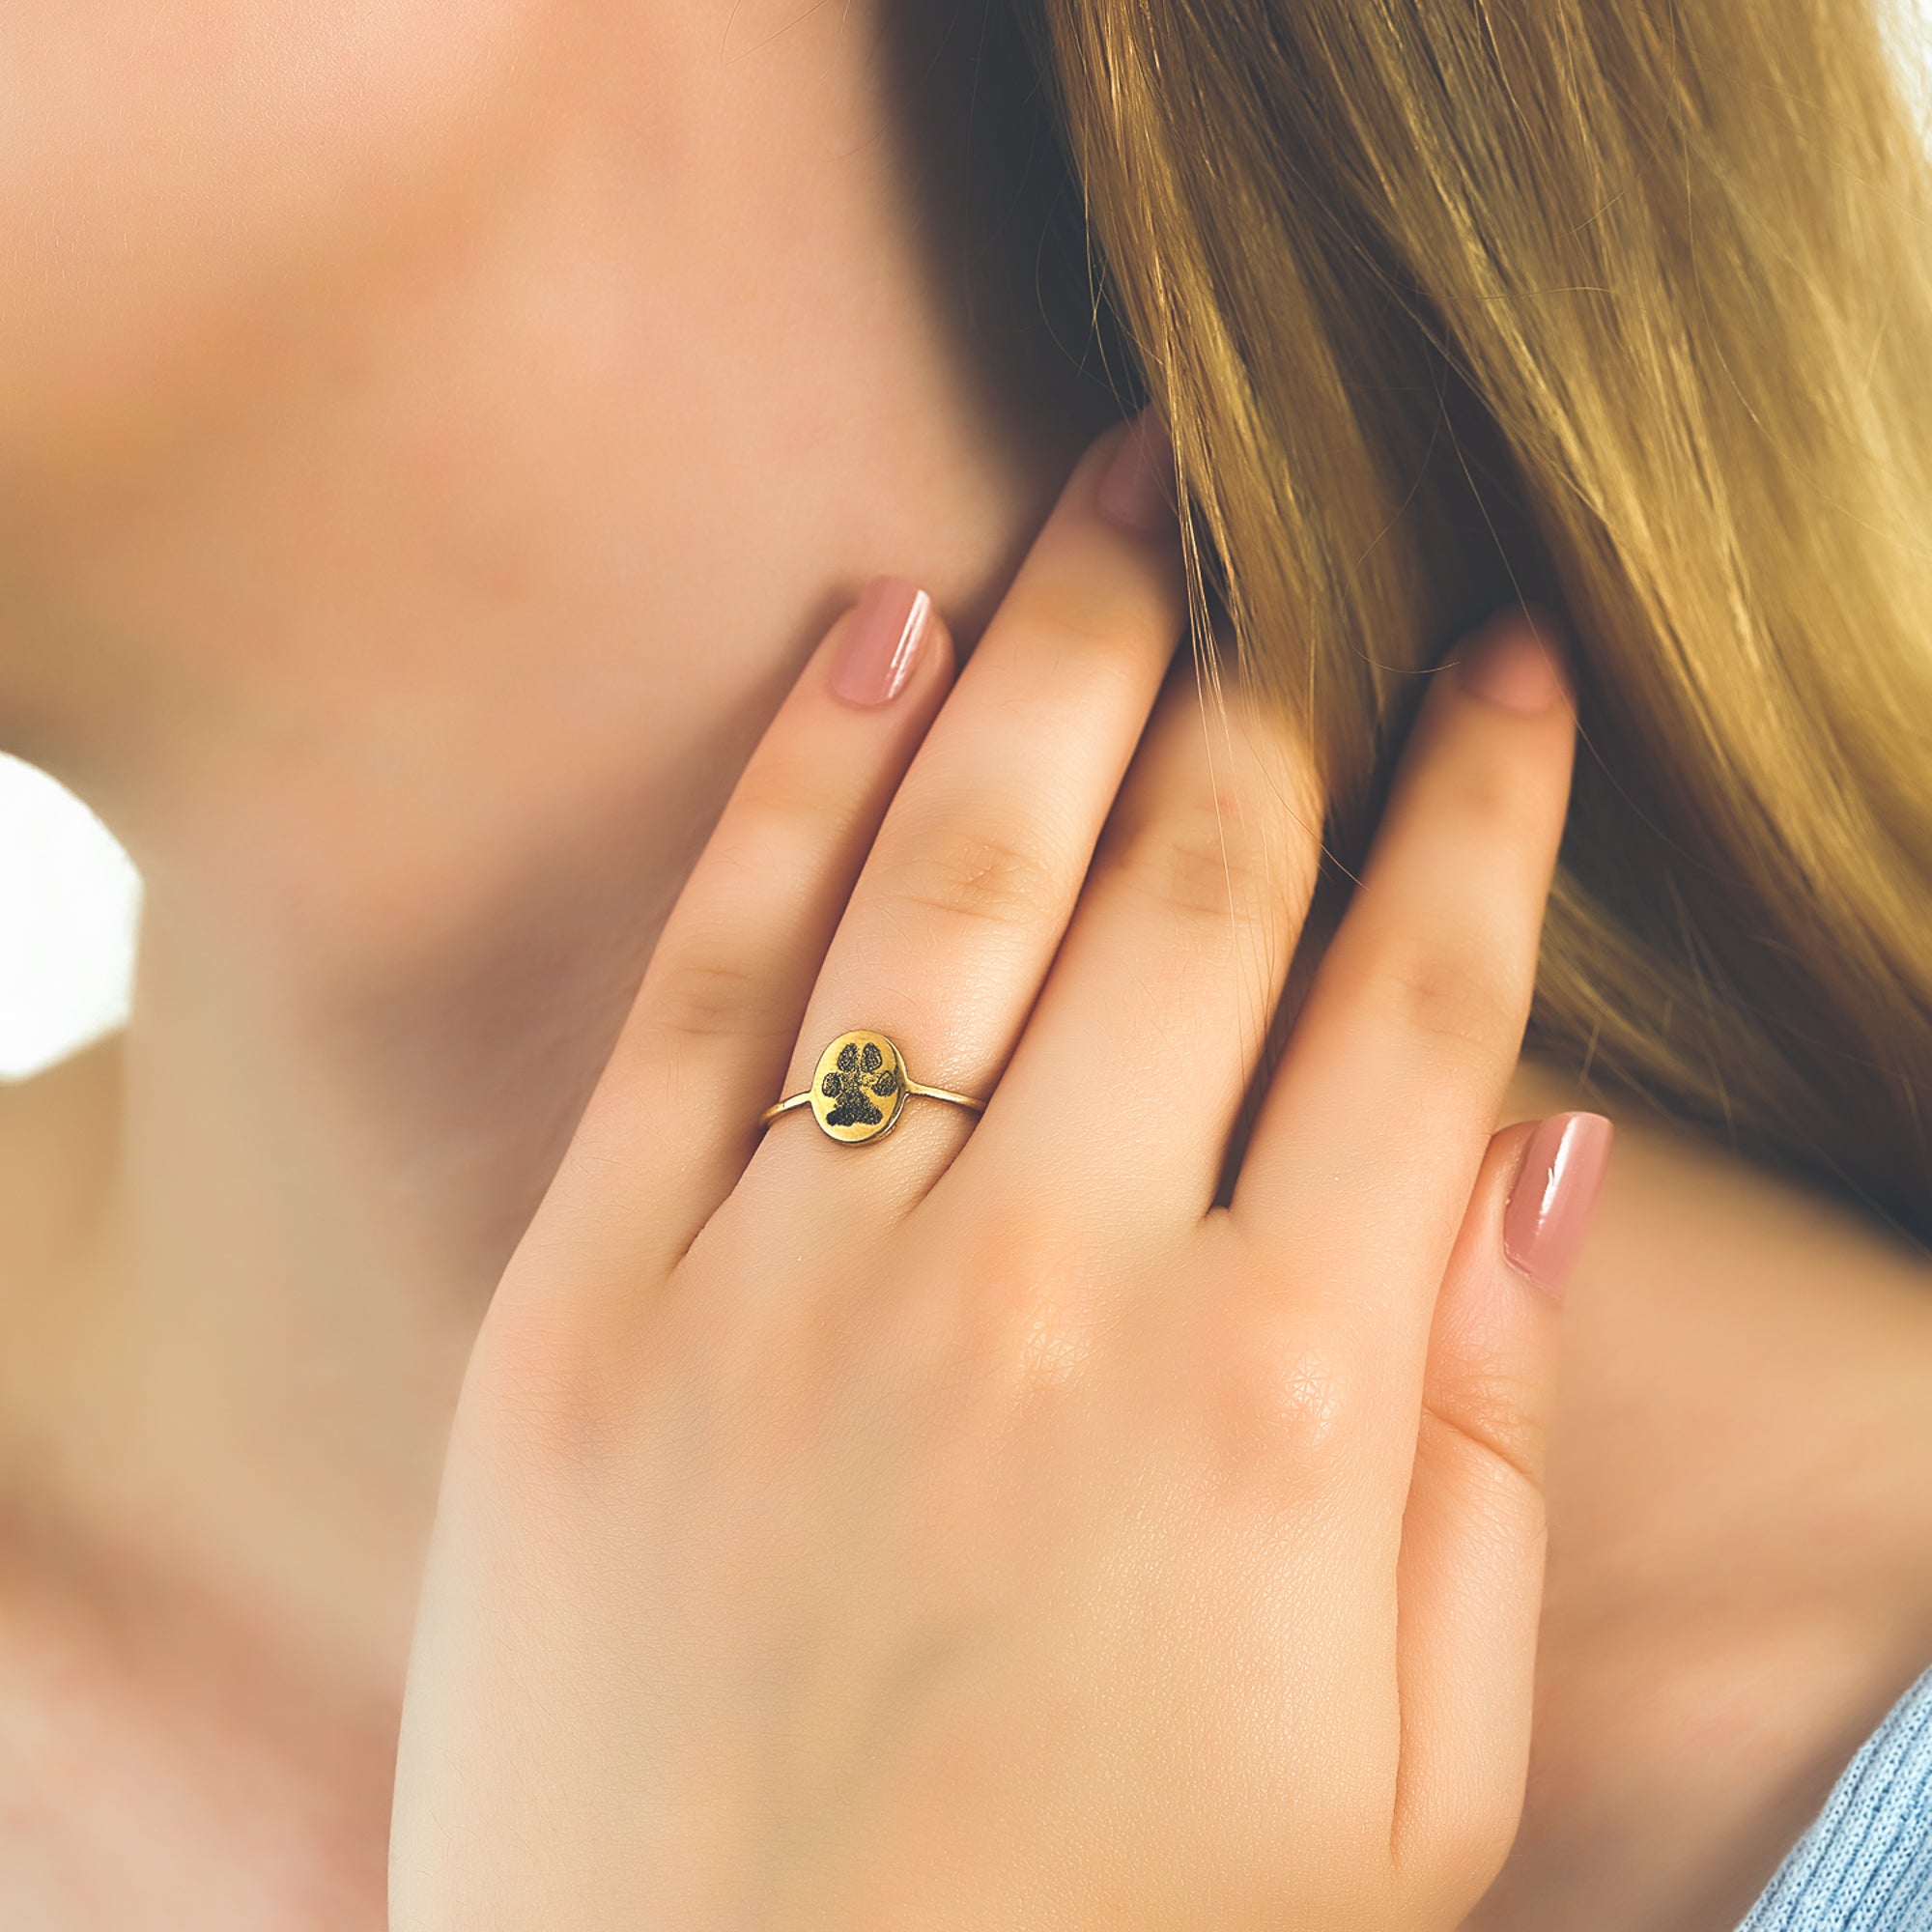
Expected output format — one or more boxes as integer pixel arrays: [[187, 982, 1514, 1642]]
[[1013, 0, 1932, 1241]]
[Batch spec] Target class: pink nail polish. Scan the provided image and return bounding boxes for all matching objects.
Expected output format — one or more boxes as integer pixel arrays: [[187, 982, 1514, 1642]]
[[1502, 1112, 1614, 1298], [832, 576, 933, 708], [1095, 411, 1179, 537], [1455, 612, 1567, 714]]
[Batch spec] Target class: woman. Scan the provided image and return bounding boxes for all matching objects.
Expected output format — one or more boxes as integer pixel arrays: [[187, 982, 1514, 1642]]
[[0, 0, 1927, 1924]]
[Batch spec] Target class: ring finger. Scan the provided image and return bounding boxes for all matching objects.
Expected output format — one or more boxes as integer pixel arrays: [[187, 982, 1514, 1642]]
[[753, 412, 1189, 1205]]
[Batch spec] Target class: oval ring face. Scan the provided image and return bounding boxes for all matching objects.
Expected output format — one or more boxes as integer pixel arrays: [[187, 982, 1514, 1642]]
[[809, 1031, 909, 1144]]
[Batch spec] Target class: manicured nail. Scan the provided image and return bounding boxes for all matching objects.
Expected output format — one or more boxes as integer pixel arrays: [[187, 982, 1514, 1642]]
[[1095, 411, 1179, 537], [832, 576, 934, 708], [1455, 610, 1567, 714], [1503, 1112, 1614, 1298]]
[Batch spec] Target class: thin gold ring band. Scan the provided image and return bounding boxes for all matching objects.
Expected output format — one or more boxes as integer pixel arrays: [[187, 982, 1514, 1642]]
[[760, 1029, 986, 1145]]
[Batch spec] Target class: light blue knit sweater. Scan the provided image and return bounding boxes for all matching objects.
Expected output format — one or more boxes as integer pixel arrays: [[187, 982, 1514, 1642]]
[[1738, 1666, 1932, 1931]]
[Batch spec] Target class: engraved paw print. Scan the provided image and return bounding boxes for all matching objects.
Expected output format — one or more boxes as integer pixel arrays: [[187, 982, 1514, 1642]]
[[820, 1038, 901, 1128]]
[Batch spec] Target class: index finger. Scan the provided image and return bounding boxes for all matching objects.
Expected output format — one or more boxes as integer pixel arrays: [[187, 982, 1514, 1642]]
[[1231, 609, 1577, 1333]]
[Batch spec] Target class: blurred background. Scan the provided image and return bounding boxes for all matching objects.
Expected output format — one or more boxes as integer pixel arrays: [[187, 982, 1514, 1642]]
[[0, 754, 140, 1081], [3, 3, 1929, 1083]]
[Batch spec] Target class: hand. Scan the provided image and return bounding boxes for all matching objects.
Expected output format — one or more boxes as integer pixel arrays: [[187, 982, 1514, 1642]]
[[389, 416, 1606, 1929]]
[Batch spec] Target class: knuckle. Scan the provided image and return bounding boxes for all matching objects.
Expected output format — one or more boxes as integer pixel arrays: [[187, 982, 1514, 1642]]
[[881, 815, 1066, 934], [1448, 739, 1554, 831], [463, 1278, 647, 1478], [1246, 1336, 1363, 1471], [1112, 800, 1242, 922], [1198, 1310, 1364, 1488], [903, 1189, 1112, 1412], [733, 744, 856, 843], [1418, 1360, 1548, 1492], [1012, 583, 1123, 661], [1409, 712, 1556, 834], [1111, 791, 1308, 930], [1358, 935, 1529, 1062], [1009, 569, 1170, 672], [641, 944, 786, 1045], [948, 1193, 1093, 1339]]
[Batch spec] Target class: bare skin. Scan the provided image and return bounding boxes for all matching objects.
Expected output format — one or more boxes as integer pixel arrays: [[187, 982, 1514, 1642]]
[[0, 0, 1927, 1923]]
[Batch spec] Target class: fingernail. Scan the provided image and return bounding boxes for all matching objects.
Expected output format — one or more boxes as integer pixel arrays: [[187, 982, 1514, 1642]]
[[1503, 1112, 1614, 1298], [1095, 410, 1179, 537], [1455, 610, 1568, 714], [831, 576, 934, 708]]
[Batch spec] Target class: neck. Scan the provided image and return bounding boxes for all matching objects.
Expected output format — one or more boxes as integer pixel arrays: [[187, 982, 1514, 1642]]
[[0, 0, 1109, 1690]]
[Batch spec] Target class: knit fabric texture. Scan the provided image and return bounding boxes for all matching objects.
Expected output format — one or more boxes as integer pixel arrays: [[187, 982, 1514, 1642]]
[[1739, 1666, 1932, 1931]]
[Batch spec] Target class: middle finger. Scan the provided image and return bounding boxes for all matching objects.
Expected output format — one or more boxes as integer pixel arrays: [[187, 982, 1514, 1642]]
[[945, 647, 1323, 1234]]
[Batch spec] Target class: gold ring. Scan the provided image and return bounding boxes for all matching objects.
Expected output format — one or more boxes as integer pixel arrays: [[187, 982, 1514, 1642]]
[[759, 1030, 986, 1145]]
